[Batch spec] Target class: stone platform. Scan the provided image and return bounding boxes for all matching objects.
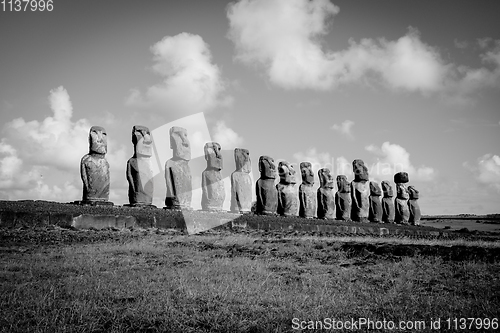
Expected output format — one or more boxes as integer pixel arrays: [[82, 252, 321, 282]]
[[0, 200, 494, 239]]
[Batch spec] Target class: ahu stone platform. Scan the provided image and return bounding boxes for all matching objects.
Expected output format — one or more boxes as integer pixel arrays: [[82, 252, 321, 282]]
[[0, 200, 493, 239]]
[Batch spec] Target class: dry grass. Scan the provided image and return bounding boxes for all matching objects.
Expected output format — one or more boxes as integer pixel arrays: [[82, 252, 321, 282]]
[[1, 229, 499, 332]]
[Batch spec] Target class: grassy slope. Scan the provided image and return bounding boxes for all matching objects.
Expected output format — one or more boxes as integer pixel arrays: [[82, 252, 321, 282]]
[[1, 228, 500, 332]]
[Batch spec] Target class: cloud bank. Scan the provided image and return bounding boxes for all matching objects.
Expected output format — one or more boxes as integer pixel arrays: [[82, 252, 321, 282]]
[[126, 33, 232, 113], [464, 154, 500, 191], [227, 0, 500, 99], [331, 119, 354, 139]]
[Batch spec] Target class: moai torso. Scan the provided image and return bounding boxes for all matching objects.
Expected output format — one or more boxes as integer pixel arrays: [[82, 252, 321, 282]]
[[299, 162, 316, 218], [255, 156, 277, 215], [368, 181, 383, 223], [394, 172, 410, 224], [127, 126, 154, 206], [230, 148, 252, 213], [335, 175, 351, 220], [408, 185, 421, 225], [317, 168, 335, 219], [165, 127, 192, 209], [80, 126, 110, 202], [350, 159, 369, 222], [201, 142, 225, 211], [276, 161, 298, 217], [381, 180, 395, 223]]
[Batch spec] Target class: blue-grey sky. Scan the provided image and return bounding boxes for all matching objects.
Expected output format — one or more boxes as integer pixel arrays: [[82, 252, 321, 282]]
[[1, 0, 499, 214]]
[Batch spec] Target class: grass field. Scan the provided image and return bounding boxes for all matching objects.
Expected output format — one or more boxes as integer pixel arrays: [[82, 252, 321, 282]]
[[1, 227, 500, 332]]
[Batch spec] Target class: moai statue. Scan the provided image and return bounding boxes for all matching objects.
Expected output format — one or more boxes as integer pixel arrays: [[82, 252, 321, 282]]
[[201, 142, 225, 211], [255, 156, 278, 215], [165, 126, 192, 210], [276, 161, 298, 217], [299, 162, 316, 218], [230, 148, 252, 213], [350, 159, 370, 222], [407, 185, 421, 225], [126, 126, 154, 206], [317, 168, 335, 219], [381, 180, 395, 223], [335, 175, 351, 221], [80, 126, 111, 204], [394, 172, 410, 224], [368, 181, 383, 223]]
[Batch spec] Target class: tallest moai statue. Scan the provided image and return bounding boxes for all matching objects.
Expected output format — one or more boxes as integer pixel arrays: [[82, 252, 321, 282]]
[[126, 125, 154, 206]]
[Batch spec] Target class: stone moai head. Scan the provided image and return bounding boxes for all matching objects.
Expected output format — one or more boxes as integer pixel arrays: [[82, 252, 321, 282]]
[[204, 142, 223, 170], [336, 175, 350, 193], [259, 156, 276, 179], [300, 162, 314, 185], [278, 161, 296, 185], [352, 159, 369, 182], [396, 183, 408, 199], [170, 126, 190, 161], [370, 181, 382, 196], [318, 168, 334, 189], [394, 172, 409, 184], [408, 185, 419, 200], [132, 125, 152, 157], [234, 148, 251, 173], [89, 126, 107, 155], [381, 180, 393, 197]]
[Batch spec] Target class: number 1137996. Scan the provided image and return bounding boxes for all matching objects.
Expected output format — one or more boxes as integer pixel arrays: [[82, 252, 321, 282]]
[[2, 0, 54, 11]]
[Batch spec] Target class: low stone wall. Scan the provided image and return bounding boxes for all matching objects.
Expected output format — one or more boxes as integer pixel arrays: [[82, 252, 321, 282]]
[[0, 200, 480, 238]]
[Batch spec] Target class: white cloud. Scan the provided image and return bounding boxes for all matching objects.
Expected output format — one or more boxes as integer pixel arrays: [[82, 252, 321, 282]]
[[331, 119, 354, 139], [227, 0, 500, 100], [464, 154, 500, 191], [212, 121, 244, 150], [292, 148, 350, 177], [126, 33, 232, 113], [0, 87, 127, 202], [365, 142, 435, 182]]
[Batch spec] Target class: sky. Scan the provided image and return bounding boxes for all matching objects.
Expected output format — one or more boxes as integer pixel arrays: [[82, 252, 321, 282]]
[[1, 0, 499, 215]]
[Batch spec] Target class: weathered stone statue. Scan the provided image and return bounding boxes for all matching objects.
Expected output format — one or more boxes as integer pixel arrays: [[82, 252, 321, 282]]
[[230, 148, 252, 213], [381, 180, 395, 223], [317, 168, 335, 219], [201, 142, 225, 211], [351, 159, 369, 222], [276, 161, 298, 217], [394, 172, 410, 224], [165, 126, 192, 210], [255, 156, 278, 215], [368, 181, 382, 223], [299, 162, 316, 218], [126, 126, 154, 206], [335, 175, 351, 221], [407, 185, 421, 225], [80, 126, 111, 204]]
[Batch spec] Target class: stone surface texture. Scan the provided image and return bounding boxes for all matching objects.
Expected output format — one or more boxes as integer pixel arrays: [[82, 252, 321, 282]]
[[127, 125, 154, 206], [350, 160, 369, 222], [352, 159, 369, 182], [407, 185, 421, 225], [368, 181, 383, 223], [317, 168, 335, 219], [201, 142, 225, 211], [299, 162, 316, 218], [381, 180, 395, 223], [394, 172, 409, 184], [395, 182, 410, 224], [230, 148, 252, 213], [255, 156, 278, 215], [80, 126, 110, 203], [276, 161, 298, 216], [165, 127, 192, 209], [335, 175, 351, 221]]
